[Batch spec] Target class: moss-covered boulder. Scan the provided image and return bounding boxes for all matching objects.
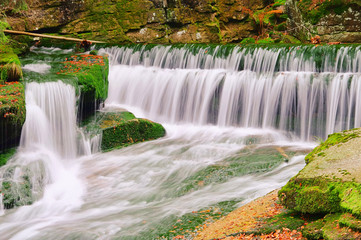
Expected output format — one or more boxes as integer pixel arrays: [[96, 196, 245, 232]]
[[279, 128, 361, 238], [56, 54, 109, 121], [280, 129, 361, 215], [0, 82, 25, 151], [85, 111, 166, 151]]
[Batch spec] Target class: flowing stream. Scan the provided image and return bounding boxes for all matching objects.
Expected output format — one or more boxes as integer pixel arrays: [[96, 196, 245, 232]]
[[0, 44, 360, 239]]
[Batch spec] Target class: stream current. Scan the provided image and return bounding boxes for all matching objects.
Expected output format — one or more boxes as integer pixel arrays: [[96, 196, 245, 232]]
[[1, 44, 360, 239]]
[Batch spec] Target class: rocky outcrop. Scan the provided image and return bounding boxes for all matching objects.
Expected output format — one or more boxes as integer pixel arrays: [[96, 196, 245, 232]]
[[2, 0, 361, 43], [2, 0, 287, 44], [286, 0, 361, 43], [279, 128, 361, 238]]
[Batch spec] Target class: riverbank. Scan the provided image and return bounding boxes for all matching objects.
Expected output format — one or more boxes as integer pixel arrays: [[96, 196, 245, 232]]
[[194, 129, 361, 240]]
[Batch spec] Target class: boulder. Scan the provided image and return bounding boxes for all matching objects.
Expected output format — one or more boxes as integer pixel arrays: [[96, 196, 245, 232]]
[[83, 111, 166, 152], [279, 128, 361, 216]]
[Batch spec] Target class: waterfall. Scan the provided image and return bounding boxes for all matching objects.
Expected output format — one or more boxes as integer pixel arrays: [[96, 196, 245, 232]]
[[0, 81, 94, 217], [1, 44, 359, 239], [20, 81, 78, 159], [103, 45, 361, 140]]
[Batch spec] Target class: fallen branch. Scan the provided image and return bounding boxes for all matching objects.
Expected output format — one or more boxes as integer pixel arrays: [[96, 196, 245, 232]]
[[3, 30, 106, 43]]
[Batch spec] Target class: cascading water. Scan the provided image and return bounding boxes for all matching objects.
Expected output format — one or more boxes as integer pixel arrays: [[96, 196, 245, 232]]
[[20, 81, 78, 159], [104, 44, 361, 140], [1, 44, 360, 239]]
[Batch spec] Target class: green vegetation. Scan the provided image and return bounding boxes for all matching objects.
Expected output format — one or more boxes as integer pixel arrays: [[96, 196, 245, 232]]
[[57, 54, 109, 100], [0, 148, 16, 167], [0, 44, 22, 84], [257, 212, 305, 234], [339, 213, 361, 232], [0, 81, 25, 151], [297, 0, 356, 25], [0, 19, 9, 44]]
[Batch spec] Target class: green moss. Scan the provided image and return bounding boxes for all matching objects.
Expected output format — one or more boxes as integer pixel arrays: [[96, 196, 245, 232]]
[[0, 44, 23, 83], [257, 212, 305, 235], [295, 185, 341, 214], [0, 19, 10, 44], [279, 177, 341, 214], [297, 0, 353, 25], [0, 0, 28, 14], [339, 213, 361, 232], [280, 175, 361, 218], [322, 213, 356, 240], [101, 117, 166, 151], [241, 37, 256, 44], [301, 218, 325, 240], [305, 129, 360, 164], [0, 148, 16, 167], [257, 37, 275, 44], [339, 184, 361, 218]]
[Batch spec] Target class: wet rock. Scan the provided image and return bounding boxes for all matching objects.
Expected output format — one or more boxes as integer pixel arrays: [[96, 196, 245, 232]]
[[286, 0, 361, 43], [279, 128, 361, 216], [83, 111, 166, 152]]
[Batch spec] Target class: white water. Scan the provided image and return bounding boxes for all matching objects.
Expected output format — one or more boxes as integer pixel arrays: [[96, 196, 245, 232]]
[[22, 64, 51, 74], [2, 45, 360, 239], [104, 45, 361, 140]]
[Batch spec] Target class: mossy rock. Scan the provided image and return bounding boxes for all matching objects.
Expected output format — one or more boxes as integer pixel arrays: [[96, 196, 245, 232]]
[[84, 111, 166, 152], [279, 128, 361, 217], [0, 82, 26, 151], [56, 54, 109, 120], [301, 218, 325, 240], [301, 213, 361, 240], [101, 117, 166, 151], [339, 213, 361, 232], [0, 148, 16, 167], [256, 212, 305, 235]]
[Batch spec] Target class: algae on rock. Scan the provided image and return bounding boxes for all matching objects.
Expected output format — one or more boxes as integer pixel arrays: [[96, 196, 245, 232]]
[[279, 128, 361, 238], [83, 111, 166, 152]]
